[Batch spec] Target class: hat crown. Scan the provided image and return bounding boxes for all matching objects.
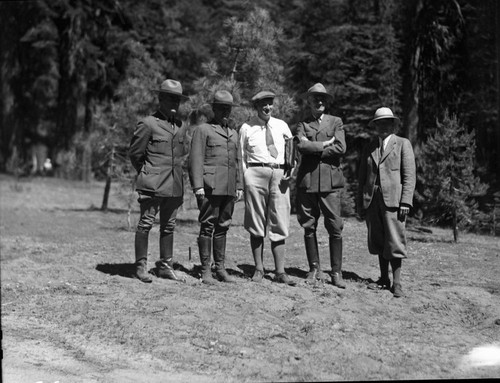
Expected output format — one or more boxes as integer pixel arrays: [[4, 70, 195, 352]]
[[213, 90, 234, 105], [307, 83, 328, 94], [251, 90, 276, 103], [159, 79, 184, 96], [373, 107, 395, 119]]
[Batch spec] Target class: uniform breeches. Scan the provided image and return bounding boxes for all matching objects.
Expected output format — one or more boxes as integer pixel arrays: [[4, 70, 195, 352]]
[[297, 189, 343, 238], [366, 188, 407, 260], [197, 195, 235, 238], [136, 194, 183, 234], [244, 167, 290, 242]]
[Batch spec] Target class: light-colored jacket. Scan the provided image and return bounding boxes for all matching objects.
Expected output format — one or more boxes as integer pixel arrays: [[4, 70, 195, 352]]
[[357, 135, 416, 210]]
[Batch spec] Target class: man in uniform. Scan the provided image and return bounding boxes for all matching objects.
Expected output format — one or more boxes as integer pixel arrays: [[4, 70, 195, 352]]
[[239, 90, 296, 286], [296, 83, 347, 288], [188, 90, 243, 284], [129, 79, 189, 283]]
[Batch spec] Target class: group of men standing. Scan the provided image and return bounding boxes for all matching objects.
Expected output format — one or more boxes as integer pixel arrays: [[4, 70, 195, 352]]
[[128, 79, 415, 298]]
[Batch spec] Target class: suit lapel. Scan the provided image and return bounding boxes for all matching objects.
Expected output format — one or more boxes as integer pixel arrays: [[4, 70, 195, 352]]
[[212, 124, 229, 138], [158, 119, 177, 136], [370, 140, 380, 164], [380, 135, 395, 162]]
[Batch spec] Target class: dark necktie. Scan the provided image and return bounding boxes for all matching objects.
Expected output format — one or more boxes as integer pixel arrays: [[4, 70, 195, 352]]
[[266, 123, 278, 158], [380, 139, 384, 158]]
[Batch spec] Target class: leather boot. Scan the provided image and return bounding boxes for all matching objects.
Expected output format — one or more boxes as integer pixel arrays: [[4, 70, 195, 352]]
[[156, 233, 182, 281], [198, 236, 216, 284], [304, 234, 320, 284], [213, 235, 236, 283], [134, 231, 152, 283], [329, 237, 346, 289]]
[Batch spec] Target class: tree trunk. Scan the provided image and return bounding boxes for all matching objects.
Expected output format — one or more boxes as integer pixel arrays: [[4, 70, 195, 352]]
[[496, 0, 500, 177], [401, 0, 423, 147], [101, 146, 115, 211]]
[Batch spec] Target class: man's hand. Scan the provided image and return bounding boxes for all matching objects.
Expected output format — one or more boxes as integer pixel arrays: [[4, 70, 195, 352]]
[[195, 188, 205, 200], [236, 189, 243, 202], [323, 136, 335, 148], [398, 205, 410, 221], [356, 208, 366, 222]]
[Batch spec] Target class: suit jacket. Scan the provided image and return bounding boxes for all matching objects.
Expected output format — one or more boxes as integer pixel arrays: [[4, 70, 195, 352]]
[[357, 135, 416, 210], [129, 111, 187, 197], [296, 114, 346, 193], [188, 122, 242, 197]]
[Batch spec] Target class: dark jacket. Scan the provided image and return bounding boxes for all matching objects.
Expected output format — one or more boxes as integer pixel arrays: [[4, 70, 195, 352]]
[[357, 135, 416, 210], [296, 114, 346, 193], [129, 111, 187, 197], [188, 122, 242, 197]]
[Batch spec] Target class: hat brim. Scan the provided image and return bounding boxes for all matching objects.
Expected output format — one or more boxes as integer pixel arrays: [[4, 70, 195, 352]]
[[153, 89, 189, 100], [368, 116, 400, 128], [212, 101, 240, 107], [300, 91, 334, 100]]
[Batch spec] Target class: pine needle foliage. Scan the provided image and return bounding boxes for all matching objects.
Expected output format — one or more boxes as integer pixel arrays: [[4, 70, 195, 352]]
[[416, 111, 488, 241]]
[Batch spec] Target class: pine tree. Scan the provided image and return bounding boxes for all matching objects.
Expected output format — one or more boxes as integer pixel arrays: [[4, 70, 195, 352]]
[[416, 111, 488, 241]]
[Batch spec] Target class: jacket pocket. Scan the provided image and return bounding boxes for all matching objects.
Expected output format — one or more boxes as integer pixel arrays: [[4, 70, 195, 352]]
[[138, 165, 162, 191], [330, 166, 345, 188], [203, 166, 216, 189], [149, 137, 169, 155]]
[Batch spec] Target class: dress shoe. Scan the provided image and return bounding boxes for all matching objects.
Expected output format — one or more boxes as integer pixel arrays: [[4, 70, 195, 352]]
[[275, 273, 296, 286], [392, 283, 404, 298], [156, 261, 184, 281], [216, 268, 236, 283], [331, 272, 346, 289], [135, 259, 152, 283], [252, 268, 264, 282]]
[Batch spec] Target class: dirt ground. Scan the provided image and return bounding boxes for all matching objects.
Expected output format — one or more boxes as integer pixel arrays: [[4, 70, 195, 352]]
[[1, 174, 500, 382]]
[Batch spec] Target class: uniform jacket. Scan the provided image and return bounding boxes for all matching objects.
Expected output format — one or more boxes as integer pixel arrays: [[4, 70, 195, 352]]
[[129, 111, 187, 197], [188, 122, 242, 197], [357, 135, 416, 210], [296, 114, 346, 193]]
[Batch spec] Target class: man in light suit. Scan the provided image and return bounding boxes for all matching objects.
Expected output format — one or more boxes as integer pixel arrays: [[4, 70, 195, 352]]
[[357, 107, 416, 298], [189, 90, 243, 284], [296, 83, 347, 288]]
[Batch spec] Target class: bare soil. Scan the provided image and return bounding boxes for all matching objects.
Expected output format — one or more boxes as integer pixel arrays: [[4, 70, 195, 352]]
[[1, 174, 499, 382]]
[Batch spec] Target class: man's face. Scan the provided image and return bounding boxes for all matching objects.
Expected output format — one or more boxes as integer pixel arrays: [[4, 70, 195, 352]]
[[159, 93, 181, 117], [374, 119, 395, 139], [213, 104, 232, 126], [255, 98, 274, 121], [307, 95, 327, 116]]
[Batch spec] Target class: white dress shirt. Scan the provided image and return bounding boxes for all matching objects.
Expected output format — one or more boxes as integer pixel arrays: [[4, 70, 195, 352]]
[[240, 115, 292, 169]]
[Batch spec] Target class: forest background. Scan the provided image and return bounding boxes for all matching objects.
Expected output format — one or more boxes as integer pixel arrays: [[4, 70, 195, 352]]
[[1, 0, 499, 235]]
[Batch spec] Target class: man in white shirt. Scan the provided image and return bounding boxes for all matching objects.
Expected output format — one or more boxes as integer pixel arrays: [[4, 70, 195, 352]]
[[239, 90, 296, 286]]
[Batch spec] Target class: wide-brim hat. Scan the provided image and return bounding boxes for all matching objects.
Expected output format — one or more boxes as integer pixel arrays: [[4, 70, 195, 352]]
[[212, 90, 239, 106], [301, 83, 334, 100], [153, 79, 189, 100], [251, 90, 276, 104], [368, 107, 400, 127]]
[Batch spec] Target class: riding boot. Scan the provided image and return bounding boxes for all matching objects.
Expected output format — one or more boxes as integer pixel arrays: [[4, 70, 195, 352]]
[[198, 236, 216, 284], [134, 231, 152, 283], [304, 233, 320, 284], [213, 235, 236, 283], [329, 237, 346, 289], [156, 233, 182, 281]]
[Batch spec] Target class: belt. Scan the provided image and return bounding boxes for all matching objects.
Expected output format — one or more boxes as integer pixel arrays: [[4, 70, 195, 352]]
[[248, 163, 285, 169]]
